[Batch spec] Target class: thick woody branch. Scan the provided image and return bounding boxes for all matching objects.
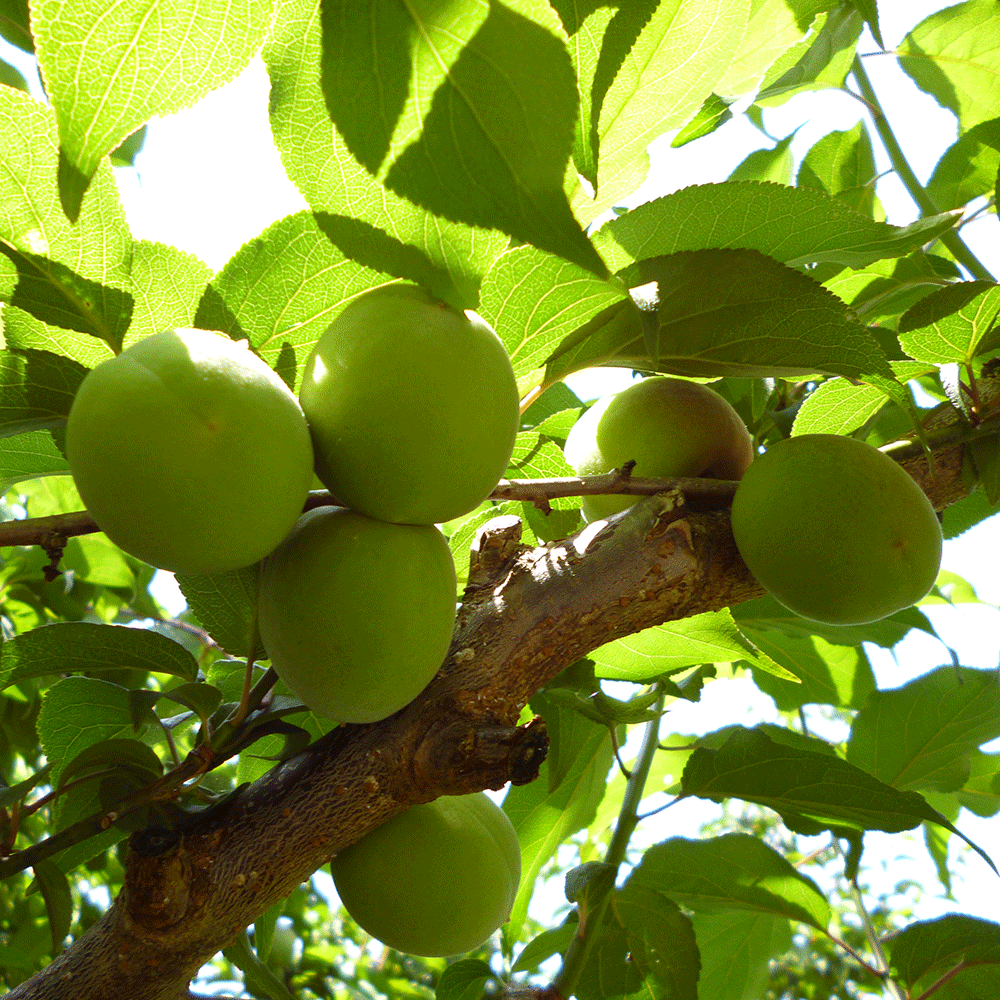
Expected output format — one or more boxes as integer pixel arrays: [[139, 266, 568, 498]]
[[6, 395, 998, 999]]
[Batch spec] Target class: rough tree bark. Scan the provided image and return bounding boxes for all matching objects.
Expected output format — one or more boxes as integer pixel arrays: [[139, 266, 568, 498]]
[[3, 414, 989, 999]]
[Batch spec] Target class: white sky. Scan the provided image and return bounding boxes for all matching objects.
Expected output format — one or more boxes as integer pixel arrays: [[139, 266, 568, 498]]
[[2, 0, 998, 954]]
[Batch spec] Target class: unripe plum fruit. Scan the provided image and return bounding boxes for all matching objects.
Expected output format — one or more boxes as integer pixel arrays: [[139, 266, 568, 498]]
[[564, 376, 754, 521], [65, 328, 314, 575], [330, 792, 521, 957], [730, 434, 942, 625], [257, 506, 457, 723], [299, 283, 520, 525]]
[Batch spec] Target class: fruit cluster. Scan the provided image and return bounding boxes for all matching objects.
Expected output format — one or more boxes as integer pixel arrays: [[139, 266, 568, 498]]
[[67, 284, 520, 725], [66, 284, 523, 956], [565, 376, 942, 626]]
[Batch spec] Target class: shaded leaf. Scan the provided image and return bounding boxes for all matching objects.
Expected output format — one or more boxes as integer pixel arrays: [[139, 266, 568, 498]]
[[31, 859, 72, 955], [384, 2, 605, 277], [629, 834, 830, 929], [0, 622, 199, 692], [0, 348, 87, 438], [927, 117, 1000, 211], [846, 666, 1000, 792], [436, 958, 499, 1000], [690, 909, 791, 1000], [888, 915, 1000, 994], [58, 737, 163, 790], [176, 564, 262, 661]]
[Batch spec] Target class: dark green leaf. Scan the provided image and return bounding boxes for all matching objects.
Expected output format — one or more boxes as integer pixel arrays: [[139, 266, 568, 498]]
[[0, 430, 69, 488], [0, 622, 200, 692], [847, 666, 1000, 792], [566, 861, 616, 905], [31, 859, 72, 955], [435, 958, 499, 1000], [846, 0, 882, 48], [889, 915, 1000, 992], [615, 882, 699, 1000], [57, 737, 163, 790], [680, 726, 996, 872], [223, 929, 299, 1000], [511, 918, 577, 973], [550, 249, 895, 383], [627, 834, 831, 929], [108, 125, 147, 168], [0, 0, 33, 52], [0, 764, 52, 808]]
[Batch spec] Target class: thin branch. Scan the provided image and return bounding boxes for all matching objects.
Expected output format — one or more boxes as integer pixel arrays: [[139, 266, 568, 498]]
[[850, 55, 996, 282]]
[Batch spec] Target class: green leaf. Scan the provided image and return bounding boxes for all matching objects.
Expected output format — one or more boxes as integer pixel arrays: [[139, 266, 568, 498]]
[[0, 0, 33, 53], [37, 676, 135, 784], [846, 0, 882, 48], [194, 213, 388, 392], [57, 737, 163, 790], [742, 628, 876, 711], [614, 882, 700, 1000], [594, 181, 960, 273], [942, 485, 1000, 539], [791, 378, 888, 436], [888, 915, 1000, 995], [588, 608, 792, 683], [550, 249, 894, 383], [0, 348, 87, 438], [567, 0, 747, 223], [927, 117, 1000, 211], [628, 834, 831, 929], [0, 622, 199, 692], [263, 0, 522, 309], [502, 721, 613, 946], [956, 751, 1000, 817], [511, 919, 577, 973], [0, 764, 52, 808], [176, 565, 262, 662], [0, 88, 131, 355], [715, 0, 832, 101], [478, 244, 628, 396], [32, 0, 272, 220], [0, 56, 28, 92], [435, 958, 499, 1000], [731, 592, 935, 650], [318, 1, 488, 178], [0, 430, 68, 489], [898, 0, 1000, 132], [797, 123, 878, 216], [223, 929, 299, 1000], [689, 909, 791, 1000], [728, 133, 797, 186], [670, 92, 735, 148], [846, 666, 1000, 793], [898, 281, 1000, 365], [31, 859, 72, 955], [383, 3, 605, 277], [125, 241, 212, 348], [679, 726, 994, 862], [755, 7, 863, 107]]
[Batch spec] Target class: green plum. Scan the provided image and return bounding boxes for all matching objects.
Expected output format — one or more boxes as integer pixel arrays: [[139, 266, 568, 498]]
[[299, 283, 520, 525], [330, 792, 521, 957], [257, 506, 457, 723], [564, 375, 754, 521], [65, 328, 313, 575], [730, 434, 943, 625]]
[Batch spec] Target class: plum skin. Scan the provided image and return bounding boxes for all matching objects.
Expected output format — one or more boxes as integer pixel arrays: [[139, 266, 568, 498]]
[[257, 506, 457, 724], [330, 792, 521, 957], [65, 328, 314, 575], [299, 283, 520, 525], [730, 434, 943, 625], [564, 376, 754, 522]]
